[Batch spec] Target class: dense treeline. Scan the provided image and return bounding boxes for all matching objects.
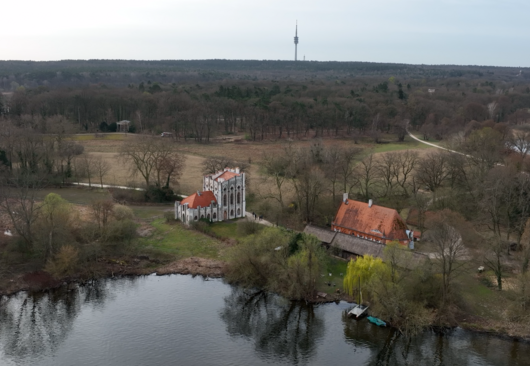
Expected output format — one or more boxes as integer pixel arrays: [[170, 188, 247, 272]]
[[2, 60, 529, 90], [2, 72, 530, 143]]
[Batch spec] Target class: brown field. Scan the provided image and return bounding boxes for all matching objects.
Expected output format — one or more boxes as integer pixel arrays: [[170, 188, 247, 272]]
[[75, 133, 434, 198]]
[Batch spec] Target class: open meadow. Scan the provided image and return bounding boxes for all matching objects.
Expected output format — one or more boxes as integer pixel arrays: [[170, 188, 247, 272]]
[[74, 132, 435, 198]]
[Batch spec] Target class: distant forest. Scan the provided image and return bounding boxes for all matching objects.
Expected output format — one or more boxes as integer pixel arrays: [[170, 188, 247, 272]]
[[1, 59, 530, 141]]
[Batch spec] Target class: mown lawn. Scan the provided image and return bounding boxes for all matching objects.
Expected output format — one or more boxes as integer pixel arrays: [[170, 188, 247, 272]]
[[71, 133, 128, 141], [457, 270, 506, 321], [138, 218, 223, 259], [209, 220, 241, 239], [318, 256, 349, 296]]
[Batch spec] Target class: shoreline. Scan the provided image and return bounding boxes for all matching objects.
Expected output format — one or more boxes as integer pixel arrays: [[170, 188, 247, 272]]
[[1, 258, 529, 343]]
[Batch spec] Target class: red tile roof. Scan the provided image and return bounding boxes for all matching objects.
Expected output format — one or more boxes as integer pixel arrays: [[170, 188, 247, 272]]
[[214, 171, 239, 181], [180, 191, 217, 209], [333, 200, 409, 241]]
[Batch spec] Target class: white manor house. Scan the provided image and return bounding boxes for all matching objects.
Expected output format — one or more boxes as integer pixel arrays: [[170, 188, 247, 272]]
[[175, 167, 246, 225]]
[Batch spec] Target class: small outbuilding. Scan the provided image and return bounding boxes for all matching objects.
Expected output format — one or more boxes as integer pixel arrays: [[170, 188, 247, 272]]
[[116, 120, 131, 132]]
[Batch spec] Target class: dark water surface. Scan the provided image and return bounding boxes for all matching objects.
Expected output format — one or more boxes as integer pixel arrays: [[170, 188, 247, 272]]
[[0, 275, 528, 366]]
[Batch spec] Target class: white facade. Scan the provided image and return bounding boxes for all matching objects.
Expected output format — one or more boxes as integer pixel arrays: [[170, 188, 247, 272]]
[[174, 168, 246, 225]]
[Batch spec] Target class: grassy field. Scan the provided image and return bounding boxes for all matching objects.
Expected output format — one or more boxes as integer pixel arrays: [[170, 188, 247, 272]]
[[139, 218, 224, 259], [70, 133, 129, 141], [71, 133, 436, 209], [209, 221, 240, 239], [318, 256, 349, 296]]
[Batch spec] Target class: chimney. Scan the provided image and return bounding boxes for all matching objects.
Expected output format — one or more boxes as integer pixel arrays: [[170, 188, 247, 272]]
[[235, 167, 240, 174], [368, 199, 373, 208], [343, 193, 348, 203]]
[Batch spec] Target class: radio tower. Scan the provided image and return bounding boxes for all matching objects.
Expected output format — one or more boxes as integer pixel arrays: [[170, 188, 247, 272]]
[[294, 21, 299, 61]]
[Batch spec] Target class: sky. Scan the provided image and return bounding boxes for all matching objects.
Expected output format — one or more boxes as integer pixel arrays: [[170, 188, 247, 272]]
[[2, 0, 529, 67]]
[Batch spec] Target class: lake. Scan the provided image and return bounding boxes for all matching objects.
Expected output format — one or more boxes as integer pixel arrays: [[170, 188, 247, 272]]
[[0, 274, 528, 366]]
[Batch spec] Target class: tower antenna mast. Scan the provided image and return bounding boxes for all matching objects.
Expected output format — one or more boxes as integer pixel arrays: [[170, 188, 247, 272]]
[[294, 21, 299, 62]]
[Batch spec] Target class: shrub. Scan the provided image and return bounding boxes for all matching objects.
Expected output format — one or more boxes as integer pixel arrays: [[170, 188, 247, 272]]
[[236, 219, 263, 237], [164, 211, 175, 223], [113, 204, 134, 221], [191, 220, 212, 235], [103, 219, 137, 243], [45, 245, 79, 279], [110, 188, 145, 203], [144, 186, 177, 203]]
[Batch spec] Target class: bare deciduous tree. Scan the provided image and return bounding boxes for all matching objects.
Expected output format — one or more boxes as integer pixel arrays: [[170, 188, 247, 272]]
[[425, 221, 467, 305]]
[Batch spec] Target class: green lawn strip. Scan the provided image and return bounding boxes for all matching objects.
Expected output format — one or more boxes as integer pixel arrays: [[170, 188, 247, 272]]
[[209, 221, 240, 239], [317, 256, 348, 296], [131, 206, 171, 220], [70, 134, 128, 141], [372, 140, 434, 153], [139, 218, 222, 259], [33, 187, 112, 204], [458, 271, 505, 321]]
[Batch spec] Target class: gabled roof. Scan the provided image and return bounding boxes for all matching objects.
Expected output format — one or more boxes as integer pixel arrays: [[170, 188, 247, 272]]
[[214, 171, 239, 182], [303, 225, 428, 270], [180, 191, 217, 209], [303, 224, 337, 244], [333, 200, 409, 241]]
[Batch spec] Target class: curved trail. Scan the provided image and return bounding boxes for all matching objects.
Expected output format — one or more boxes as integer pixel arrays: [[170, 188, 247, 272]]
[[407, 129, 468, 156]]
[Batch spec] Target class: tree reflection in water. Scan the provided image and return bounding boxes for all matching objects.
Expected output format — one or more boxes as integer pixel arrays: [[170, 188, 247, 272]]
[[220, 287, 325, 364], [342, 312, 475, 366], [0, 279, 112, 363]]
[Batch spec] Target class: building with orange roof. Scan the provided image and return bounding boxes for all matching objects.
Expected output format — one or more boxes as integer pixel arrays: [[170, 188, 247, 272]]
[[331, 194, 413, 246], [175, 167, 246, 224]]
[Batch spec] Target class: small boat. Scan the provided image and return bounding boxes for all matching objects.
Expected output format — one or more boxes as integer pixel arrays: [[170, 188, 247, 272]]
[[367, 316, 386, 327], [348, 303, 369, 318], [347, 276, 369, 318]]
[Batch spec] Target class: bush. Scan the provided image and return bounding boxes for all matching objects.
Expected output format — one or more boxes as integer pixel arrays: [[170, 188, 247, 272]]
[[113, 204, 134, 221], [45, 245, 79, 279], [191, 220, 212, 235], [103, 219, 137, 243], [236, 219, 263, 237], [145, 186, 178, 203], [164, 211, 175, 223], [110, 188, 145, 203]]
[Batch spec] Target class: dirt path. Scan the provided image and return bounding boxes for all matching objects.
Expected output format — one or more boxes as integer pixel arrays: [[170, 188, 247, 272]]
[[406, 128, 468, 156]]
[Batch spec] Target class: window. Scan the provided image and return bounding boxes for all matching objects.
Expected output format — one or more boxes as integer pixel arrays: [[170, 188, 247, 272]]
[[213, 212, 217, 219], [194, 216, 198, 220], [223, 194, 227, 206], [207, 214, 210, 220], [230, 193, 234, 205], [237, 208, 240, 215], [237, 192, 240, 204], [230, 209, 234, 217], [201, 214, 204, 219]]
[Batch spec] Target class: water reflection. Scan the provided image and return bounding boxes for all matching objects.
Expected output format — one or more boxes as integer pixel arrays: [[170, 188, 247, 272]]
[[0, 289, 80, 362], [220, 287, 325, 364], [0, 277, 140, 364]]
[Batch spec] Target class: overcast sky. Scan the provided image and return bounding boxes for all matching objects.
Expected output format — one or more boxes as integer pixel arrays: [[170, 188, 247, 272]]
[[2, 0, 528, 67]]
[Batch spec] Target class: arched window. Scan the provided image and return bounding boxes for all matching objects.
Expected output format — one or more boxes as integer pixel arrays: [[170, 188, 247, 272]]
[[201, 214, 204, 219], [182, 213, 185, 221], [230, 193, 234, 205], [207, 213, 210, 220], [213, 212, 217, 219], [237, 208, 240, 216], [223, 194, 227, 206], [194, 216, 198, 220], [230, 209, 234, 217], [237, 192, 240, 204]]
